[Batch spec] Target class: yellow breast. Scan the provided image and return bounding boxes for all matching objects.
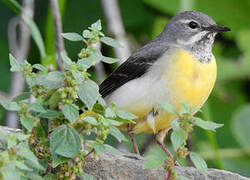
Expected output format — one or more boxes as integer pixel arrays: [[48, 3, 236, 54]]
[[133, 49, 217, 133]]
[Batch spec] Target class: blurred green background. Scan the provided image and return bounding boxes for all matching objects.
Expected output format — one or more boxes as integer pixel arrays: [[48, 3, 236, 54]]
[[0, 0, 250, 177]]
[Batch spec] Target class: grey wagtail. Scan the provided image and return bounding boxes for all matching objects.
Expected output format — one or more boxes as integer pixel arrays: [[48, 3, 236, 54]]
[[99, 11, 231, 156]]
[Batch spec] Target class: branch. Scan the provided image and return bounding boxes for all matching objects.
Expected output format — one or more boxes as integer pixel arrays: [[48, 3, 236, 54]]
[[49, 0, 65, 71], [6, 0, 34, 128], [101, 0, 131, 64]]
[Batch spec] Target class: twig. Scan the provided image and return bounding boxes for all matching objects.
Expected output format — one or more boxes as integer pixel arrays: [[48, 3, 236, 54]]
[[6, 0, 34, 128], [101, 0, 131, 64], [49, 0, 65, 71]]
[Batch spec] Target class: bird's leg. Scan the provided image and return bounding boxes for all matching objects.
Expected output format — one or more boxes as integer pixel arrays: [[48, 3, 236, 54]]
[[128, 131, 140, 155], [156, 129, 180, 166]]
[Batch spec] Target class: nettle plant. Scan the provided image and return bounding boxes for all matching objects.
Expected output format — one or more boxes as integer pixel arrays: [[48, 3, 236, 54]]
[[0, 20, 135, 179], [0, 20, 224, 180]]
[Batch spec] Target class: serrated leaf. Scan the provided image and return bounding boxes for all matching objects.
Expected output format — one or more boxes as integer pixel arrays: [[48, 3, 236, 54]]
[[40, 71, 65, 89], [39, 110, 61, 118], [61, 52, 73, 66], [50, 125, 81, 158], [100, 37, 122, 48], [14, 161, 32, 171], [109, 126, 127, 142], [107, 119, 123, 126], [61, 32, 83, 41], [62, 104, 79, 123], [72, 70, 84, 84], [116, 110, 137, 120], [81, 116, 98, 125], [89, 48, 103, 63], [29, 103, 46, 113], [77, 58, 93, 69], [26, 76, 38, 87], [105, 108, 116, 118], [101, 56, 119, 64], [190, 152, 207, 178], [143, 146, 167, 169], [9, 53, 24, 71], [33, 64, 48, 72], [82, 30, 94, 38], [79, 173, 96, 180], [160, 102, 178, 115], [77, 80, 100, 110], [12, 92, 31, 102], [104, 144, 121, 155], [20, 116, 35, 131], [93, 142, 105, 154], [90, 20, 102, 31], [170, 130, 185, 151], [1, 164, 21, 180], [0, 100, 21, 111], [51, 154, 70, 168], [194, 117, 223, 132], [17, 144, 45, 171]]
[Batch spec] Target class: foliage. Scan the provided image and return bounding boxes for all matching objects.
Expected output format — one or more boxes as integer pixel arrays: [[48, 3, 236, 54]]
[[0, 20, 132, 179], [144, 101, 223, 179]]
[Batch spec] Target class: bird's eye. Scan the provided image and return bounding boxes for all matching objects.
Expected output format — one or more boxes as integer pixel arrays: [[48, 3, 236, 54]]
[[188, 21, 199, 29]]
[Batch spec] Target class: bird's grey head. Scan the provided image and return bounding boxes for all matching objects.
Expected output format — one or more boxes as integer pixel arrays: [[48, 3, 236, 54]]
[[161, 11, 231, 62]]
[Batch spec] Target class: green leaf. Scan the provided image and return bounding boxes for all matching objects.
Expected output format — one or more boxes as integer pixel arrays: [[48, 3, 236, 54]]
[[105, 108, 116, 118], [104, 144, 121, 155], [16, 133, 30, 141], [90, 20, 102, 31], [9, 54, 23, 71], [77, 58, 93, 69], [100, 37, 122, 48], [81, 116, 98, 125], [82, 30, 94, 38], [231, 104, 250, 149], [17, 144, 45, 171], [109, 126, 127, 142], [50, 125, 81, 158], [89, 48, 103, 63], [107, 119, 123, 126], [12, 92, 31, 102], [72, 70, 84, 84], [79, 173, 96, 180], [14, 161, 32, 171], [61, 52, 73, 66], [160, 102, 178, 115], [32, 64, 48, 73], [116, 110, 137, 120], [40, 71, 65, 89], [1, 164, 21, 180], [51, 154, 70, 168], [39, 110, 61, 118], [170, 130, 185, 151], [26, 17, 46, 58], [143, 146, 168, 169], [190, 152, 207, 178], [101, 56, 119, 64], [77, 80, 100, 110], [194, 117, 224, 132], [0, 100, 21, 111], [26, 76, 38, 87], [178, 176, 191, 180], [20, 116, 35, 131], [171, 118, 180, 131], [61, 32, 83, 41], [93, 142, 105, 154], [62, 104, 79, 123], [29, 103, 46, 113]]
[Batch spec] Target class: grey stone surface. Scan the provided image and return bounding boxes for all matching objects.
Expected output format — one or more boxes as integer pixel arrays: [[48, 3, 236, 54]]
[[0, 126, 249, 180]]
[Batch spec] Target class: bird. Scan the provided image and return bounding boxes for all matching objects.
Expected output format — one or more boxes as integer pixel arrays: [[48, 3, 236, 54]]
[[99, 10, 231, 157]]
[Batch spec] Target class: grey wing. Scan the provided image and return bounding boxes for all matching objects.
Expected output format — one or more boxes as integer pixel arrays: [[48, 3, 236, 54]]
[[99, 41, 168, 98]]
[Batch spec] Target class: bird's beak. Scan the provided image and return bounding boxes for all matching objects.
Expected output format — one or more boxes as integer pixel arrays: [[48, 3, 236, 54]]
[[202, 25, 231, 33]]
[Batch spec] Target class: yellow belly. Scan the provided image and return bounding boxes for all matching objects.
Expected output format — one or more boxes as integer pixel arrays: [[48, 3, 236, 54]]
[[132, 49, 217, 133]]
